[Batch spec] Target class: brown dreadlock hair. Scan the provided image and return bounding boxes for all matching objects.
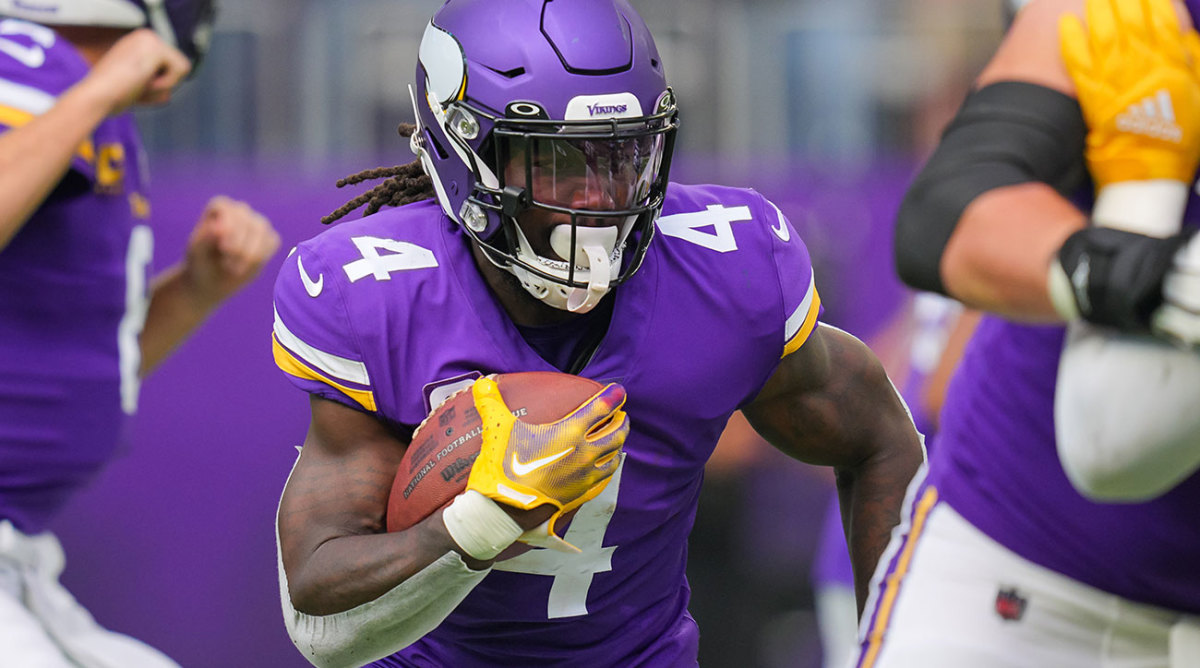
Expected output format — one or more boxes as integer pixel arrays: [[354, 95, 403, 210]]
[[322, 123, 437, 225]]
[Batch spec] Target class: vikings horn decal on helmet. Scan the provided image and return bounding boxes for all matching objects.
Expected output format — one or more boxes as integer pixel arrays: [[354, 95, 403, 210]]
[[0, 0, 216, 66], [410, 0, 679, 313]]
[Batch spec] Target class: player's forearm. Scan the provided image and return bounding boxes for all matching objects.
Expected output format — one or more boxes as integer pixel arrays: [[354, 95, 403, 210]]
[[938, 184, 1085, 321], [139, 263, 223, 376], [0, 81, 111, 250], [284, 509, 479, 616], [280, 512, 490, 668], [837, 414, 924, 617]]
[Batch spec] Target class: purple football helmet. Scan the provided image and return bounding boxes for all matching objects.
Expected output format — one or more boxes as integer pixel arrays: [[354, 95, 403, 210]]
[[411, 0, 678, 313], [0, 0, 216, 66]]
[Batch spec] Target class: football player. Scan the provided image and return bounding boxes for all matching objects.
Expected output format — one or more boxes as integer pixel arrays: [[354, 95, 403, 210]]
[[0, 1, 279, 665], [269, 0, 924, 665], [859, 0, 1200, 665]]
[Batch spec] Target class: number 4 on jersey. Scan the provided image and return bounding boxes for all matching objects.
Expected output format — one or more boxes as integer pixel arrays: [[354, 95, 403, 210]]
[[342, 236, 438, 282], [494, 460, 624, 619], [656, 204, 752, 252]]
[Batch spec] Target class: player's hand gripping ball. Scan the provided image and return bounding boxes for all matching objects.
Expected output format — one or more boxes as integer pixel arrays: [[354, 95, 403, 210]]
[[386, 372, 628, 550]]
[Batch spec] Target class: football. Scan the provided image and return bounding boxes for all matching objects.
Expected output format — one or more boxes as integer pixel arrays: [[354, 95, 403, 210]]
[[385, 371, 605, 533]]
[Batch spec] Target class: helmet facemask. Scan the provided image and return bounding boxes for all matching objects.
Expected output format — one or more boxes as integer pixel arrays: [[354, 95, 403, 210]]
[[410, 3, 678, 314], [465, 102, 677, 313]]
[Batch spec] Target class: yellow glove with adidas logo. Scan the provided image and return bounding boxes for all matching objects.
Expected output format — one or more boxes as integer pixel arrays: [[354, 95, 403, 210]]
[[466, 376, 627, 553], [1060, 0, 1200, 189]]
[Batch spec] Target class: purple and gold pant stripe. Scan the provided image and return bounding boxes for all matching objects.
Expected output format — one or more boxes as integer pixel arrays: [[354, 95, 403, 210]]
[[856, 485, 939, 668]]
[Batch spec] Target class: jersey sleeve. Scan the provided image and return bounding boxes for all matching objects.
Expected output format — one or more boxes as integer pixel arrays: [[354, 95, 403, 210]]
[[272, 245, 378, 413], [0, 20, 98, 180], [761, 194, 822, 358]]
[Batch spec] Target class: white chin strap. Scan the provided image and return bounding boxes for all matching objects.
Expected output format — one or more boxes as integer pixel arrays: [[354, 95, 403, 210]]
[[509, 225, 620, 314]]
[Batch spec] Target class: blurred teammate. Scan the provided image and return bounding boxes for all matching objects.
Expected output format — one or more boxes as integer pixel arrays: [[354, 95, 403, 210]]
[[0, 1, 279, 665], [858, 0, 1200, 664], [269, 1, 923, 665]]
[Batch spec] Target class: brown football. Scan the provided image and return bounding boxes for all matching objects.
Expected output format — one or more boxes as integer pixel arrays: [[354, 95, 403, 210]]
[[385, 371, 604, 533]]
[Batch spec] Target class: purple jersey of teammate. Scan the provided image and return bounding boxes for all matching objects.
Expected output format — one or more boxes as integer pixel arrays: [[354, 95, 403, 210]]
[[907, 2, 1200, 616], [272, 183, 821, 665], [0, 19, 152, 536]]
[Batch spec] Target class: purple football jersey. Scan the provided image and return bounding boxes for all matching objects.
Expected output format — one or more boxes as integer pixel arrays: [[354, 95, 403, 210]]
[[0, 20, 153, 535], [930, 64, 1200, 614], [272, 183, 820, 665]]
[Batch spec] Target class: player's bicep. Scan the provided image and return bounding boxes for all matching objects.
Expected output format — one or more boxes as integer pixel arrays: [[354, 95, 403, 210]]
[[278, 396, 407, 577], [743, 324, 900, 468], [978, 0, 1082, 94]]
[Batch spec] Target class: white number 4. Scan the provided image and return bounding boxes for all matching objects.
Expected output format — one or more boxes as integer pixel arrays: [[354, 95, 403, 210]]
[[342, 236, 438, 282], [656, 204, 753, 253], [494, 460, 624, 619]]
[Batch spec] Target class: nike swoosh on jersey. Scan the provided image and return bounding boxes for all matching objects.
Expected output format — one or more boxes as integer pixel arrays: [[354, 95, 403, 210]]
[[769, 201, 791, 242], [298, 255, 324, 297], [511, 447, 574, 476]]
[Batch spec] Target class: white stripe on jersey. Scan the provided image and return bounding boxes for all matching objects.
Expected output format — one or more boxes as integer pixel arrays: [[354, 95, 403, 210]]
[[273, 309, 371, 386], [784, 268, 818, 343], [0, 76, 53, 114]]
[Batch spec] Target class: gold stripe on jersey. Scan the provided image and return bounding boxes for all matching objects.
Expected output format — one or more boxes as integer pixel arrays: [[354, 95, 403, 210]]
[[858, 486, 939, 668], [272, 308, 371, 385], [0, 104, 96, 163], [273, 335, 377, 412], [782, 286, 821, 359]]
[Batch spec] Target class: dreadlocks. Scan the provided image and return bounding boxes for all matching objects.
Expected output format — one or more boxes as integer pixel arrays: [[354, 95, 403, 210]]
[[322, 124, 436, 225]]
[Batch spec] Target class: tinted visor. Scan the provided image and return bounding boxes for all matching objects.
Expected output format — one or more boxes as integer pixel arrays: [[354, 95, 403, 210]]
[[497, 120, 669, 214]]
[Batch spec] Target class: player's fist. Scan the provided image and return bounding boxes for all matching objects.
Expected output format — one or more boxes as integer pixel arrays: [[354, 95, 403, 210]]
[[1060, 0, 1200, 187], [78, 28, 191, 115], [467, 376, 626, 544], [183, 196, 281, 308]]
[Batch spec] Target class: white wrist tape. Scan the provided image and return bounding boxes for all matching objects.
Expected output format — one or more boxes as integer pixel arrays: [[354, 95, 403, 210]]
[[1046, 260, 1081, 321], [442, 490, 523, 561], [1092, 180, 1188, 236]]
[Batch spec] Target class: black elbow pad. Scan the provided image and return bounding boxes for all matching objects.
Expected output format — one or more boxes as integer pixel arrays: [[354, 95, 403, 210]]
[[894, 82, 1088, 294]]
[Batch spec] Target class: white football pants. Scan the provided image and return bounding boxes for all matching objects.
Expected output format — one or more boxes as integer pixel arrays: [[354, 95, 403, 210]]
[[855, 495, 1200, 668], [0, 520, 180, 668]]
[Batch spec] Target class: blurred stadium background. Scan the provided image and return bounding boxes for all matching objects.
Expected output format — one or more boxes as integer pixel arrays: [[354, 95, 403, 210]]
[[48, 1, 1007, 665]]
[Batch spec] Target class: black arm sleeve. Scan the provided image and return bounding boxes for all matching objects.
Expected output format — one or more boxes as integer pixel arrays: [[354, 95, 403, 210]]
[[894, 82, 1089, 294]]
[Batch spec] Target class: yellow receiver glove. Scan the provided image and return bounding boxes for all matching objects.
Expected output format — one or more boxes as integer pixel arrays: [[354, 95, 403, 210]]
[[1060, 0, 1200, 188], [467, 376, 627, 552]]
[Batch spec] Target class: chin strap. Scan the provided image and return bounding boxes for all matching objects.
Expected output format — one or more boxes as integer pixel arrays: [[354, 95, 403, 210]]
[[565, 245, 613, 312], [548, 225, 618, 313]]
